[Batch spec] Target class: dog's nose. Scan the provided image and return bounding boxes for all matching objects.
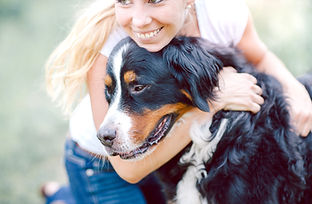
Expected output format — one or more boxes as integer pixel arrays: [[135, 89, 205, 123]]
[[97, 128, 117, 147]]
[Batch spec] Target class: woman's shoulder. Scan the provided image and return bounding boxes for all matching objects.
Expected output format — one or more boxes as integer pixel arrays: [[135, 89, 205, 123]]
[[196, 0, 249, 46], [100, 26, 128, 57], [200, 0, 248, 13]]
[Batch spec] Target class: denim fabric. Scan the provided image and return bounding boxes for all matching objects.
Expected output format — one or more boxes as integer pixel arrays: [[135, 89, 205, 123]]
[[64, 139, 147, 204], [46, 186, 75, 204]]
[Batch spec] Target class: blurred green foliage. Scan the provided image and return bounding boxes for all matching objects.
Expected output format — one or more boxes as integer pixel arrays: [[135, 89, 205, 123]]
[[0, 0, 82, 203], [0, 0, 311, 203], [247, 0, 312, 74]]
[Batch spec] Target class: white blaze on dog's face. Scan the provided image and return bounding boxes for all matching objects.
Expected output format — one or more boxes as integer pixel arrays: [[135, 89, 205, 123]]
[[97, 37, 221, 159], [99, 43, 134, 151], [97, 38, 194, 160]]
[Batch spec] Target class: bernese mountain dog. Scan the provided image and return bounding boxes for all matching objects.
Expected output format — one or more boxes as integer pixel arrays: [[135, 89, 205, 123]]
[[97, 36, 312, 204]]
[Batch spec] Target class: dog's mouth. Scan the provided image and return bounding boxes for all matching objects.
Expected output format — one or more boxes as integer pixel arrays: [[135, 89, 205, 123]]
[[117, 113, 177, 160]]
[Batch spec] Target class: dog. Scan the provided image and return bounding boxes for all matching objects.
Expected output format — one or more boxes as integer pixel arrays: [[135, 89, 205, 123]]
[[97, 36, 312, 204]]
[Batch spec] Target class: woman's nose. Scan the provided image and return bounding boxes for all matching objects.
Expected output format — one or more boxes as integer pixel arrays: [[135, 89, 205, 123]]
[[131, 6, 152, 28]]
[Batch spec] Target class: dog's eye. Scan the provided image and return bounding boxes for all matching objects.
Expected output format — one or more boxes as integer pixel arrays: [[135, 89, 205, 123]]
[[105, 88, 112, 103], [130, 85, 148, 94]]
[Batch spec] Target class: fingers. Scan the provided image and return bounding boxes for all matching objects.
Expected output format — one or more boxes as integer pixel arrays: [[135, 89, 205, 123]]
[[246, 85, 264, 114], [286, 83, 312, 137], [222, 91, 263, 113], [243, 96, 262, 114], [244, 75, 264, 113], [249, 102, 261, 114], [243, 73, 258, 84], [301, 119, 312, 137], [291, 106, 312, 137], [305, 117, 312, 136], [220, 70, 312, 137], [251, 83, 263, 96], [223, 102, 261, 114], [301, 108, 312, 136], [253, 93, 264, 106], [217, 70, 264, 113]]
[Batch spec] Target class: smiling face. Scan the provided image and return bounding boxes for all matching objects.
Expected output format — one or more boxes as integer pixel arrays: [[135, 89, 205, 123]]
[[115, 0, 194, 52], [97, 38, 192, 159]]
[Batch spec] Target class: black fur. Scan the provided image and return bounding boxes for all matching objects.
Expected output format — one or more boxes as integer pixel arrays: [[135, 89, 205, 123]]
[[105, 37, 312, 204], [105, 40, 192, 113], [159, 37, 312, 204]]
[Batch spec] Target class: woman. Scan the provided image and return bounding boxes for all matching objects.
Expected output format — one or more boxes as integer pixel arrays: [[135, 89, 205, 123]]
[[44, 0, 312, 203]]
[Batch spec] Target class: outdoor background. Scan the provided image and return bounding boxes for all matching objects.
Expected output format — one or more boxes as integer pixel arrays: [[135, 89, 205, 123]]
[[0, 0, 311, 203]]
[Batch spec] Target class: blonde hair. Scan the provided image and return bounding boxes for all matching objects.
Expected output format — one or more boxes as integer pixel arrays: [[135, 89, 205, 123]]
[[45, 0, 116, 114]]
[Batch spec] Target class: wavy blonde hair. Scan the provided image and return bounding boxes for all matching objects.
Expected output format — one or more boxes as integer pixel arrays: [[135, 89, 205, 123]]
[[45, 0, 116, 114]]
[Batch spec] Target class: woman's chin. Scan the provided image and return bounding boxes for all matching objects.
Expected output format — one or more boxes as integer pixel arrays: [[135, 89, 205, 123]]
[[134, 38, 172, 53], [136, 41, 163, 52]]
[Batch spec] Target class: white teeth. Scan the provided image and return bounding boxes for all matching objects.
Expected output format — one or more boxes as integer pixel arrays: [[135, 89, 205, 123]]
[[135, 27, 162, 39]]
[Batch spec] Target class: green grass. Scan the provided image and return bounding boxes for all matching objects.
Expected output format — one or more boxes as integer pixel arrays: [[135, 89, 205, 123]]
[[0, 0, 311, 203]]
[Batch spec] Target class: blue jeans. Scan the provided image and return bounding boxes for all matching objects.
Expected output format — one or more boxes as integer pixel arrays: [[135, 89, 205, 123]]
[[58, 139, 165, 204], [64, 139, 146, 204]]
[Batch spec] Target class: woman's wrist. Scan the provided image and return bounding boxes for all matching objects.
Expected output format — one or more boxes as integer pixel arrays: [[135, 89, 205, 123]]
[[207, 97, 224, 114]]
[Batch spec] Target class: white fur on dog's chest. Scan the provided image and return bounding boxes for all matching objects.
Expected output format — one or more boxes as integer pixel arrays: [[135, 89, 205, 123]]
[[175, 115, 228, 204]]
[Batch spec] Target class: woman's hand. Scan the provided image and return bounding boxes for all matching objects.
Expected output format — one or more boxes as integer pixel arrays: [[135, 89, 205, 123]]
[[236, 13, 311, 137], [284, 82, 312, 137], [210, 67, 264, 113]]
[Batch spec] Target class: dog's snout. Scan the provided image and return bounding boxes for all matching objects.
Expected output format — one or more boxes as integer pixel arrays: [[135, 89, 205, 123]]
[[97, 128, 117, 147]]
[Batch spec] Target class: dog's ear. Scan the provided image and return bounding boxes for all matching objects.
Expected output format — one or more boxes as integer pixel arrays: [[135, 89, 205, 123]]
[[162, 37, 223, 112]]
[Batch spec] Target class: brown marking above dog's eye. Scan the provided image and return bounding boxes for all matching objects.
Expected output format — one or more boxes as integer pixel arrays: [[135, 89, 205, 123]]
[[124, 70, 136, 84], [104, 75, 112, 87], [181, 89, 192, 101]]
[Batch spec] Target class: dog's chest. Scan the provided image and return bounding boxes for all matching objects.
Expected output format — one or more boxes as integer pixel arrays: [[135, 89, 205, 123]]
[[157, 115, 228, 204], [175, 118, 228, 204]]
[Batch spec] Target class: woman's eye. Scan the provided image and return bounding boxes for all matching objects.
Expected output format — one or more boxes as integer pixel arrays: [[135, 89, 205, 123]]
[[116, 0, 131, 5], [148, 0, 163, 4]]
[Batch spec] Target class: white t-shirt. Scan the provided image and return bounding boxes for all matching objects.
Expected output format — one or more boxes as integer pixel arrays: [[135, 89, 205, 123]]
[[69, 0, 249, 155]]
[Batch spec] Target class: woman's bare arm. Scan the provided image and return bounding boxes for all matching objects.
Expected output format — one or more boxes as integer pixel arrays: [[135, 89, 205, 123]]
[[107, 114, 195, 183], [237, 13, 312, 136], [87, 54, 109, 129]]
